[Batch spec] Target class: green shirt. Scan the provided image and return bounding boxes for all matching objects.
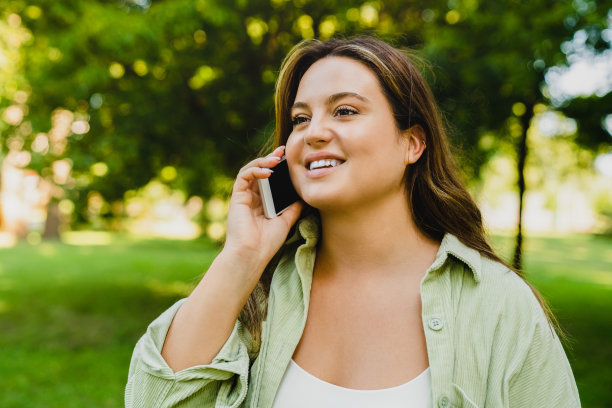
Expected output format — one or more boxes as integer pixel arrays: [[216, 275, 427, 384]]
[[125, 216, 580, 407]]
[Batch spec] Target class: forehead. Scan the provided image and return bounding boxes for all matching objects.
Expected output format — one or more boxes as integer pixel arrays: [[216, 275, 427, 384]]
[[294, 56, 384, 103]]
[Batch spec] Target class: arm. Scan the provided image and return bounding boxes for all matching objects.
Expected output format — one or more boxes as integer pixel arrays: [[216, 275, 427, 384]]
[[125, 146, 303, 407], [507, 308, 581, 407]]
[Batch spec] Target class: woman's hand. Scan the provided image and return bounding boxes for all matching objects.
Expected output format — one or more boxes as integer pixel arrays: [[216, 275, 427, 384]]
[[221, 146, 303, 277]]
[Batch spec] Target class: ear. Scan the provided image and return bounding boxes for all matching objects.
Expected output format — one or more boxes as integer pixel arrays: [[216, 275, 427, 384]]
[[402, 125, 427, 165]]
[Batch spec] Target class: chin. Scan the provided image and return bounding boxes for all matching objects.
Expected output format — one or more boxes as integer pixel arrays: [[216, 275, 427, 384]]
[[300, 191, 352, 213]]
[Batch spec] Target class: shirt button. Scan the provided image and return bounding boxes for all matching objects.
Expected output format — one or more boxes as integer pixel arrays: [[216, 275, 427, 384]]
[[438, 395, 451, 408], [428, 317, 444, 331]]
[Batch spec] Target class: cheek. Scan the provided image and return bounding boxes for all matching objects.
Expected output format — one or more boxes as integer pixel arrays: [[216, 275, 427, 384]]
[[284, 133, 303, 185], [285, 132, 302, 161]]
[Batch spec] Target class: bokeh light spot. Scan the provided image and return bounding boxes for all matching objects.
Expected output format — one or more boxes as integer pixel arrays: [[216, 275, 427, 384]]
[[160, 166, 178, 182], [8, 14, 21, 27], [14, 90, 28, 104], [25, 6, 42, 19], [188, 65, 219, 89], [31, 133, 49, 154], [91, 162, 109, 177], [421, 9, 435, 22], [48, 48, 62, 61], [360, 4, 379, 27], [445, 10, 461, 24], [319, 17, 337, 39], [207, 222, 226, 241], [71, 120, 90, 135], [133, 59, 148, 76], [2, 105, 24, 126], [193, 29, 207, 44], [295, 14, 314, 39], [109, 62, 125, 79], [512, 102, 526, 117], [90, 93, 104, 109], [246, 18, 268, 45], [58, 199, 75, 215]]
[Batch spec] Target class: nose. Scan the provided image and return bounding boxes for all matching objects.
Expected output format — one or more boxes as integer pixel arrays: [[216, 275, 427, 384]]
[[303, 114, 333, 146]]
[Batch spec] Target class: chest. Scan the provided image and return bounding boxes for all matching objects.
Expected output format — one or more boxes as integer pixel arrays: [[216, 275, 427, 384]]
[[291, 273, 429, 389]]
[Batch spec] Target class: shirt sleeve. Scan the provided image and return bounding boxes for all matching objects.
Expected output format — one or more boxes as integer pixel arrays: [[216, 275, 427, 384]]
[[125, 299, 251, 408], [506, 302, 581, 408]]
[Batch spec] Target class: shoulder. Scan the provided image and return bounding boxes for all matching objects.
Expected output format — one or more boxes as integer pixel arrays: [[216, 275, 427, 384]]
[[459, 255, 559, 367], [438, 234, 546, 324], [436, 234, 554, 342], [478, 257, 548, 325], [473, 262, 579, 405]]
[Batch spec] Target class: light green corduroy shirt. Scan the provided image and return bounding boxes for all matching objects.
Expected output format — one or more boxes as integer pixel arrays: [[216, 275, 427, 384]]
[[125, 215, 580, 408]]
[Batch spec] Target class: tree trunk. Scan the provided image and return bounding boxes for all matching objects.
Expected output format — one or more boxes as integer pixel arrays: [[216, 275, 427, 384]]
[[42, 200, 62, 239], [513, 105, 534, 270]]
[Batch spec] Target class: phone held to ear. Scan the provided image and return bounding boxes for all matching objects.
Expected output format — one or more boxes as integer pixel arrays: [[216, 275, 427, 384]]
[[257, 157, 300, 218]]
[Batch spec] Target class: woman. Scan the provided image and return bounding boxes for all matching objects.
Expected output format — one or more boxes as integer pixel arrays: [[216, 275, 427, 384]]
[[126, 37, 580, 407]]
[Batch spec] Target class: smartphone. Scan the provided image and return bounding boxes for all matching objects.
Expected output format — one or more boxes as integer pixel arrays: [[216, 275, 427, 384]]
[[257, 157, 300, 218]]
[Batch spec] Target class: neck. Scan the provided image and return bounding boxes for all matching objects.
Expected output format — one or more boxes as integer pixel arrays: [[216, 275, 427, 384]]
[[315, 195, 440, 281]]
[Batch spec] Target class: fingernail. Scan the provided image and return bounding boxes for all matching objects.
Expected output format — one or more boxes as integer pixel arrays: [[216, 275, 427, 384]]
[[263, 168, 274, 173]]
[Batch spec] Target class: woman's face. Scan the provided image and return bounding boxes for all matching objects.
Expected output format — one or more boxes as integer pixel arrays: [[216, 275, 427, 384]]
[[285, 56, 412, 213]]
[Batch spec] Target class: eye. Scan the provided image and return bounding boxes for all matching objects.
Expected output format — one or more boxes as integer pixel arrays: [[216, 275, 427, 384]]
[[291, 115, 310, 127], [335, 105, 358, 117]]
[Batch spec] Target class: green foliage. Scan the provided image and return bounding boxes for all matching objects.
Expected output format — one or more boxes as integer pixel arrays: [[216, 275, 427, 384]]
[[1, 0, 610, 223], [560, 91, 612, 149], [418, 0, 610, 179]]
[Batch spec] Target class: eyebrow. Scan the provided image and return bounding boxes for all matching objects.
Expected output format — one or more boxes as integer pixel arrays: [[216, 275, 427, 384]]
[[291, 92, 371, 111]]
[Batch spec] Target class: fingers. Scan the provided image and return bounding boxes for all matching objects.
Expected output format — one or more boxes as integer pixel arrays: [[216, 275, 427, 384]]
[[233, 167, 272, 194], [240, 146, 285, 173], [278, 201, 304, 226], [233, 146, 285, 193]]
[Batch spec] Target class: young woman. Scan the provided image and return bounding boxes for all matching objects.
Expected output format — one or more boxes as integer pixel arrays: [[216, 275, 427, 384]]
[[126, 37, 580, 408]]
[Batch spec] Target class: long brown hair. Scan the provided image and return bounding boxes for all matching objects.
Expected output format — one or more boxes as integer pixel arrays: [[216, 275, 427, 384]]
[[239, 36, 560, 353]]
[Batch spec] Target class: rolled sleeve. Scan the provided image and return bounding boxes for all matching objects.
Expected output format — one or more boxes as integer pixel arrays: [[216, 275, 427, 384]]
[[125, 299, 250, 408]]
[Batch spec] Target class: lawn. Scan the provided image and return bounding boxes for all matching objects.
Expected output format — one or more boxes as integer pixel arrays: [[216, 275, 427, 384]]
[[0, 232, 610, 407]]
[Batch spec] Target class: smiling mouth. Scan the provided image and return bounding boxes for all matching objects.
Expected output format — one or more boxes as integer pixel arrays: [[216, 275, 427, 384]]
[[307, 159, 344, 170]]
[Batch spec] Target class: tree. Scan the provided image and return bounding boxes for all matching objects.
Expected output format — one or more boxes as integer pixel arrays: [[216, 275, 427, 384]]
[[2, 0, 610, 256], [411, 0, 611, 267]]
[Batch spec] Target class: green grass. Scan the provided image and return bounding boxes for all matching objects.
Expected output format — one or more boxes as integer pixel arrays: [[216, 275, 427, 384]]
[[0, 233, 610, 407], [0, 235, 218, 408]]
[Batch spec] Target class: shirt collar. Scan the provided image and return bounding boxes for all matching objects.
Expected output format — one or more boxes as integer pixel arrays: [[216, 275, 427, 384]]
[[430, 233, 482, 283], [287, 214, 482, 283], [284, 213, 320, 247]]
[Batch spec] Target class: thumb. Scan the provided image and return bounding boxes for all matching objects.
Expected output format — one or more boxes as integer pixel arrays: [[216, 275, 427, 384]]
[[279, 201, 304, 228]]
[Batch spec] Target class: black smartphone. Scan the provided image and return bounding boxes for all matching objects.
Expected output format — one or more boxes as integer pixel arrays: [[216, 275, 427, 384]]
[[257, 157, 300, 218]]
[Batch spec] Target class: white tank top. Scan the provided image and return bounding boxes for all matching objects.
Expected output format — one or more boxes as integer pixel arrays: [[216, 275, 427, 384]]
[[271, 359, 432, 408]]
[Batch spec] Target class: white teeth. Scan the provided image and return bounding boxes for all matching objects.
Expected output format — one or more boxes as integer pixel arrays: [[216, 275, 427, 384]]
[[309, 159, 342, 170]]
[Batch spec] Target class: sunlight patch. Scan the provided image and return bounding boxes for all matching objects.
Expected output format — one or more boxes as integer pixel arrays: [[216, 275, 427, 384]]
[[0, 233, 17, 248], [146, 279, 195, 297], [61, 231, 113, 246]]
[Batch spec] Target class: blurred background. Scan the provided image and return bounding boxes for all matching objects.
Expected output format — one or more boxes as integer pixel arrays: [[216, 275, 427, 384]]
[[0, 0, 611, 406]]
